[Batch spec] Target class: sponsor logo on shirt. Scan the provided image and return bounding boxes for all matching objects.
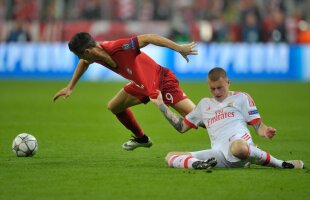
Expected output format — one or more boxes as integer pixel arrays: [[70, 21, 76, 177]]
[[248, 110, 258, 115], [208, 109, 235, 126]]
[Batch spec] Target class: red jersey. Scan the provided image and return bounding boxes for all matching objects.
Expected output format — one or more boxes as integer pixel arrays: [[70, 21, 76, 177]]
[[97, 37, 162, 98]]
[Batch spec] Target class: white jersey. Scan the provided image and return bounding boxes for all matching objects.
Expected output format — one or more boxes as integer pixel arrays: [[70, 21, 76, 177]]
[[184, 91, 261, 161]]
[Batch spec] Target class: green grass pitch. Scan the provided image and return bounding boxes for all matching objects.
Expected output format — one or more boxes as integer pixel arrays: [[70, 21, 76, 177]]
[[0, 80, 309, 200]]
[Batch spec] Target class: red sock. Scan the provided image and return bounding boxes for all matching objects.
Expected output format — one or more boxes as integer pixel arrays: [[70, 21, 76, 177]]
[[115, 109, 144, 138]]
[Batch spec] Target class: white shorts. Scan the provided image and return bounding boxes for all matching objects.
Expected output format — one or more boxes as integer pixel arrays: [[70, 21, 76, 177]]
[[190, 132, 254, 168]]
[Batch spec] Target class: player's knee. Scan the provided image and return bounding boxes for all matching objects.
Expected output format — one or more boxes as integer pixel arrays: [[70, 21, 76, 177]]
[[230, 140, 249, 159], [107, 100, 113, 110], [107, 100, 119, 114]]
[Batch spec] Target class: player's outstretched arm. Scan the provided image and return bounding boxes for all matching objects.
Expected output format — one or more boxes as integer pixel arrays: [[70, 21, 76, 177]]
[[252, 120, 277, 139], [53, 59, 90, 102], [137, 34, 198, 62], [150, 90, 191, 133]]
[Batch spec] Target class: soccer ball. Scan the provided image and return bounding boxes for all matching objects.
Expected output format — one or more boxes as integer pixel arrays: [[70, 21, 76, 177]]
[[12, 133, 38, 157]]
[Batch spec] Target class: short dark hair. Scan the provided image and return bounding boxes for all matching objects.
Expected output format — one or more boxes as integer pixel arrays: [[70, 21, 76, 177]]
[[68, 32, 96, 54], [208, 67, 227, 81]]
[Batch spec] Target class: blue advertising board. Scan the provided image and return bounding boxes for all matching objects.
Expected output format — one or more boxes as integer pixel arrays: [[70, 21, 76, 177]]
[[0, 43, 309, 81]]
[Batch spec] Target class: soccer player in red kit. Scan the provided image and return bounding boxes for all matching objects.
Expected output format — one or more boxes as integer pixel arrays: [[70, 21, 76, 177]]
[[53, 32, 198, 150]]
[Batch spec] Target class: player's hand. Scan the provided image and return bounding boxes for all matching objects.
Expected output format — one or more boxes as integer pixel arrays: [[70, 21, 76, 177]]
[[52, 87, 72, 102], [178, 42, 198, 62], [150, 90, 164, 106], [264, 127, 277, 139]]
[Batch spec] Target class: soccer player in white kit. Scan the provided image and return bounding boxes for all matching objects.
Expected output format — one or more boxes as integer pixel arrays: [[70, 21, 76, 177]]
[[150, 67, 304, 169]]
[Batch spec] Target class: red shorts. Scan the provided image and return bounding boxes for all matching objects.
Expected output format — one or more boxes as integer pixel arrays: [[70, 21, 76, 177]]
[[124, 68, 187, 106]]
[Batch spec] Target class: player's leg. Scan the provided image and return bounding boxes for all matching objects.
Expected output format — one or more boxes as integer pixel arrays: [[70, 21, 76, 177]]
[[172, 98, 196, 117], [165, 151, 217, 169], [108, 88, 142, 114], [107, 88, 152, 150], [160, 68, 196, 117], [190, 149, 237, 168], [230, 140, 304, 169]]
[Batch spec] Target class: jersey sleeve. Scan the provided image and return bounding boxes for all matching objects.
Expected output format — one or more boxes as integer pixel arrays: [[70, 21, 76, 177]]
[[130, 37, 140, 51], [121, 36, 140, 52], [184, 99, 205, 129], [101, 37, 140, 55], [239, 92, 261, 125]]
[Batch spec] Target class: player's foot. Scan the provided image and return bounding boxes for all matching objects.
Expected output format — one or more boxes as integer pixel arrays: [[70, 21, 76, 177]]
[[122, 135, 152, 151], [192, 157, 217, 170], [282, 160, 304, 169]]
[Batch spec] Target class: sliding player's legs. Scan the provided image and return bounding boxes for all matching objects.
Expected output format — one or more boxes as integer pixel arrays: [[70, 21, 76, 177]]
[[165, 151, 217, 170], [190, 149, 242, 168], [166, 149, 251, 169], [230, 140, 304, 169]]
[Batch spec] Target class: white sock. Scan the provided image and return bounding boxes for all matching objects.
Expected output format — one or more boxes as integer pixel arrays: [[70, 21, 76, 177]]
[[248, 144, 283, 168], [167, 155, 200, 169]]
